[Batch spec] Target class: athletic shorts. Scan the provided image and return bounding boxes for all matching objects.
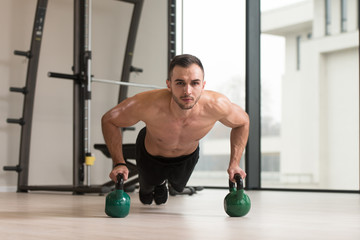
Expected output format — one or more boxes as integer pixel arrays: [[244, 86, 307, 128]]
[[135, 127, 199, 192]]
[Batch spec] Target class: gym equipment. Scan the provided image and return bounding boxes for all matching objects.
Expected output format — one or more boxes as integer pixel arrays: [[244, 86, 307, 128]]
[[167, 0, 176, 66], [3, 0, 48, 190], [116, 0, 143, 103], [93, 0, 145, 193], [105, 174, 131, 218], [92, 78, 162, 89], [4, 0, 146, 194], [224, 174, 251, 217], [84, 0, 94, 187]]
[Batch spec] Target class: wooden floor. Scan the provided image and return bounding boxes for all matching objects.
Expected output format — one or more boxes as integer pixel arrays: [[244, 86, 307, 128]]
[[0, 189, 359, 240]]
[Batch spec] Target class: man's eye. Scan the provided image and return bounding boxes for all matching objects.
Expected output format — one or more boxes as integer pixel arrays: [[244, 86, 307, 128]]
[[176, 82, 185, 85]]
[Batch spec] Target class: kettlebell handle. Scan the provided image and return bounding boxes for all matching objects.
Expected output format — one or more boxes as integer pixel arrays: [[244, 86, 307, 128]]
[[229, 173, 243, 190], [116, 174, 124, 190]]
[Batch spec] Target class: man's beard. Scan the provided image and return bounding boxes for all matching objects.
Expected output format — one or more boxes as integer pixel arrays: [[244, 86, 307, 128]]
[[172, 94, 201, 110]]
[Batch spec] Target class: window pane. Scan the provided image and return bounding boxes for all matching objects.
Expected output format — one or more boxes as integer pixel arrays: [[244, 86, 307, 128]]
[[261, 0, 359, 190], [178, 0, 246, 187]]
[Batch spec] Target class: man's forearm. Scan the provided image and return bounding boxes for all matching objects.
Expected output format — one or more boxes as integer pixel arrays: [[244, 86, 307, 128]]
[[229, 125, 249, 166], [101, 121, 125, 165]]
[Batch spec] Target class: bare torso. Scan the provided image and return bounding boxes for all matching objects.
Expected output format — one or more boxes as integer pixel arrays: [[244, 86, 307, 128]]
[[137, 89, 223, 157]]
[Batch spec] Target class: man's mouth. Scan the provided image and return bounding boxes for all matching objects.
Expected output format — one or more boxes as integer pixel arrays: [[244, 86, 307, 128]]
[[181, 97, 193, 102]]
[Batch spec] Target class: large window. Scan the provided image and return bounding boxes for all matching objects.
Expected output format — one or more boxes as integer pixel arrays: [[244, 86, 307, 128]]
[[176, 0, 359, 190], [176, 0, 246, 187], [261, 0, 359, 190]]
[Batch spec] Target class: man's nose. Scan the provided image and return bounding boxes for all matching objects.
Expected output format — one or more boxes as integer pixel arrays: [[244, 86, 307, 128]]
[[184, 84, 191, 94]]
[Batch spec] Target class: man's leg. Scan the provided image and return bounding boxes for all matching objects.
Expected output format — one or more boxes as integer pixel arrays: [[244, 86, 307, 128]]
[[139, 175, 168, 205], [138, 175, 155, 205], [135, 127, 169, 205], [168, 147, 200, 193], [136, 127, 156, 204], [153, 181, 168, 205]]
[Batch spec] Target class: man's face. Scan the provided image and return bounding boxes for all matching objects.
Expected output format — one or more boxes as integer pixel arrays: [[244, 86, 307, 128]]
[[166, 64, 206, 110]]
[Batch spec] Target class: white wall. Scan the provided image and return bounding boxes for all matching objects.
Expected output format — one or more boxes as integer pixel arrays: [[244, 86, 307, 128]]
[[320, 47, 359, 189], [0, 0, 167, 190], [281, 2, 359, 188], [262, 0, 359, 189]]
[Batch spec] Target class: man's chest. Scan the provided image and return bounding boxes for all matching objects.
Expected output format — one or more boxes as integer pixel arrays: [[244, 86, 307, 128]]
[[146, 117, 216, 144]]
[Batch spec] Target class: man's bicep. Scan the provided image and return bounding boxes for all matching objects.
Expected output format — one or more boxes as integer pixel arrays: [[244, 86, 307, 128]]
[[102, 99, 141, 127]]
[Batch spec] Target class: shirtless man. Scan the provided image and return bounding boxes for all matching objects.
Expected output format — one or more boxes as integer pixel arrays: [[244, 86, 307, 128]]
[[101, 54, 249, 205]]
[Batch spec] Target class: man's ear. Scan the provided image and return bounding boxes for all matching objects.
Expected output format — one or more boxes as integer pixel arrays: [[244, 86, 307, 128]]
[[202, 80, 206, 89], [166, 79, 171, 91]]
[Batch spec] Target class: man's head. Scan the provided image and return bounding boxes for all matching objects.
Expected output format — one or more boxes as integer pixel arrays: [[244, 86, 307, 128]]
[[166, 54, 206, 110]]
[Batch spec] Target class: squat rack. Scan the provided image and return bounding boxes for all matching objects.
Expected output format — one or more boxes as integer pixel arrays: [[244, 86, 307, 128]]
[[4, 0, 199, 196], [4, 0, 146, 194]]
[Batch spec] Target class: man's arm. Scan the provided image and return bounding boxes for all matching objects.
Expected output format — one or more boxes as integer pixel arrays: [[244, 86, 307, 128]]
[[219, 100, 250, 181], [101, 97, 141, 182]]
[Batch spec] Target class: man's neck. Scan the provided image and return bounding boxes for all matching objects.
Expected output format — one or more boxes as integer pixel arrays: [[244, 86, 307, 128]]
[[169, 99, 196, 120]]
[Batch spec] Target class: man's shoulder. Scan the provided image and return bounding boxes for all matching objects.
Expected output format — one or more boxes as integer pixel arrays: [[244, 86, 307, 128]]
[[134, 89, 169, 101], [131, 89, 170, 109], [203, 89, 224, 97], [202, 90, 229, 104], [201, 90, 233, 116]]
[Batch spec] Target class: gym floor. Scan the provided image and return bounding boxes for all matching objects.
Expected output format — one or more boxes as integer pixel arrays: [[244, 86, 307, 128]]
[[0, 189, 359, 240]]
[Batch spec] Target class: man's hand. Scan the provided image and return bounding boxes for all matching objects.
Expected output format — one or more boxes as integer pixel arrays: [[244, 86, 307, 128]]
[[227, 165, 246, 182], [109, 165, 129, 182]]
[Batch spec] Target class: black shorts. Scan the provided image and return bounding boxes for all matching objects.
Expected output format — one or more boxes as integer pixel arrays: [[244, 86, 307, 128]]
[[135, 127, 199, 192]]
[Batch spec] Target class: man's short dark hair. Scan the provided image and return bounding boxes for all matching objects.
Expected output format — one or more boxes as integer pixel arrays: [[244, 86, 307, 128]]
[[168, 54, 204, 80]]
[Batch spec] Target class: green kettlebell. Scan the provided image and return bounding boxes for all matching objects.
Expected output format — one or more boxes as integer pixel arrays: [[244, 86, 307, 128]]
[[105, 174, 130, 218], [224, 173, 251, 217]]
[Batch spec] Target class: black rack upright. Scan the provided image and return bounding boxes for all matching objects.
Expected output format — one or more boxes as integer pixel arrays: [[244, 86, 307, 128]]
[[4, 0, 49, 192]]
